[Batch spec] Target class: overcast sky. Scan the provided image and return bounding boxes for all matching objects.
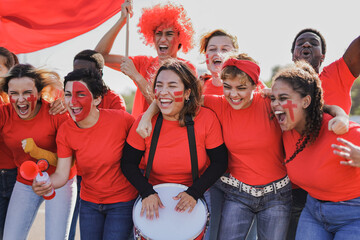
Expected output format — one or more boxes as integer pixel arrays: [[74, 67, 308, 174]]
[[18, 0, 360, 95]]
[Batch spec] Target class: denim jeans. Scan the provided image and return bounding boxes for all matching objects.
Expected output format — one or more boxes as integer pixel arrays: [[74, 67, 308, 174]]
[[0, 168, 17, 240], [287, 188, 307, 240], [69, 175, 82, 240], [218, 176, 292, 240], [296, 195, 360, 240], [79, 198, 135, 240], [3, 178, 77, 240]]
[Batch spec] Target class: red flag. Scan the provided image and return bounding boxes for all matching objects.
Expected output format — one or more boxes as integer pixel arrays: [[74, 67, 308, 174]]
[[0, 0, 124, 54]]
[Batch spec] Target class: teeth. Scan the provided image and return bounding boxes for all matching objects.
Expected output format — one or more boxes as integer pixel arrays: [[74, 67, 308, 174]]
[[231, 99, 241, 103], [159, 45, 168, 48], [160, 99, 172, 103], [274, 110, 285, 115], [18, 104, 27, 108]]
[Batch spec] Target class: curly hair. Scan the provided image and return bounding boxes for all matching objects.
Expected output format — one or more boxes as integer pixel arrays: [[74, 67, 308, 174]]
[[64, 67, 108, 99], [272, 61, 324, 164], [199, 29, 239, 54], [152, 59, 201, 126], [0, 64, 63, 102], [291, 28, 327, 56], [137, 3, 194, 53]]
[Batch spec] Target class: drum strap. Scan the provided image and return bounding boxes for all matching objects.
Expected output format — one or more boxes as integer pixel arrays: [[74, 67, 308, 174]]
[[145, 113, 163, 180], [145, 113, 199, 182], [185, 114, 199, 181]]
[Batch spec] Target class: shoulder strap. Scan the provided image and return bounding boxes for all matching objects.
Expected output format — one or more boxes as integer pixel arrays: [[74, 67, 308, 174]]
[[185, 114, 199, 182], [145, 113, 163, 180]]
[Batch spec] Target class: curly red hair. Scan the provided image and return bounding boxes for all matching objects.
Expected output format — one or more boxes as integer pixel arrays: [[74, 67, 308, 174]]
[[137, 3, 194, 53]]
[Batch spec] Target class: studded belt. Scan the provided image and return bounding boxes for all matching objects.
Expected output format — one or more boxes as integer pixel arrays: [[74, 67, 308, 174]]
[[220, 175, 290, 197]]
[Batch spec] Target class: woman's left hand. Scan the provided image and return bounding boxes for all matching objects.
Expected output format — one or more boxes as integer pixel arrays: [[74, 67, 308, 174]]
[[328, 116, 349, 135], [49, 98, 67, 115], [173, 192, 197, 213], [332, 137, 360, 167]]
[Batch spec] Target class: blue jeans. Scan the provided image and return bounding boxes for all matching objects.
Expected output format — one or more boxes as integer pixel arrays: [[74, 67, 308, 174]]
[[80, 198, 135, 240], [296, 195, 360, 240], [218, 177, 292, 240], [69, 175, 82, 240], [0, 168, 17, 240], [3, 178, 77, 240], [287, 188, 307, 240]]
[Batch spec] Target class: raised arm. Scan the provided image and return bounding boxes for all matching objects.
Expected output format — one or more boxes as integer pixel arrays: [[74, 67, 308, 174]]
[[343, 35, 360, 77]]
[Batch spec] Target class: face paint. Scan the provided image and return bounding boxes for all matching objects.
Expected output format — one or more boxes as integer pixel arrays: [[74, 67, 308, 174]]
[[174, 91, 184, 102], [70, 81, 93, 122], [154, 89, 158, 99], [282, 100, 297, 121], [26, 94, 38, 112], [206, 54, 209, 65], [9, 95, 15, 103]]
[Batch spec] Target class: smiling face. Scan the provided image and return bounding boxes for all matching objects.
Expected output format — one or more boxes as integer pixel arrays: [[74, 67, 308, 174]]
[[292, 32, 324, 72], [205, 36, 235, 75], [64, 81, 94, 122], [223, 76, 256, 110], [8, 77, 40, 120], [154, 26, 180, 60], [154, 70, 190, 121], [270, 79, 310, 133]]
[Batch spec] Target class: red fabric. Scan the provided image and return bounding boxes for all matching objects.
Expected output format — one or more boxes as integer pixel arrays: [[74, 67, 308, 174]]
[[126, 107, 223, 187], [0, 0, 124, 54], [204, 93, 286, 185], [0, 102, 16, 169], [98, 89, 126, 111], [0, 100, 70, 185], [129, 56, 197, 119], [57, 109, 138, 204], [283, 114, 360, 201], [320, 57, 355, 115], [222, 59, 260, 85], [203, 78, 223, 96]]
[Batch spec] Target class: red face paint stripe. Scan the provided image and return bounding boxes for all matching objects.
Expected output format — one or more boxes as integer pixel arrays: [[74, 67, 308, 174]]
[[174, 97, 183, 102], [174, 91, 183, 96], [283, 100, 297, 121], [206, 54, 209, 64], [26, 94, 37, 111], [9, 96, 15, 103]]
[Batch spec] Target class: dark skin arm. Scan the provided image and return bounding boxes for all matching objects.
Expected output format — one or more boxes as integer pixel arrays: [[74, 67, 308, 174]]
[[343, 35, 360, 77]]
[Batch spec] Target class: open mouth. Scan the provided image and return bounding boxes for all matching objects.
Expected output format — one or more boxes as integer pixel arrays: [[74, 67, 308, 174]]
[[71, 107, 82, 115], [17, 104, 29, 115], [159, 98, 173, 107], [301, 49, 312, 58], [159, 45, 168, 53], [274, 110, 286, 123], [213, 59, 223, 67], [230, 98, 242, 105]]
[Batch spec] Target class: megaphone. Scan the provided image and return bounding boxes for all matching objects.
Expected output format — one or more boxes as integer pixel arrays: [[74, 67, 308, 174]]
[[20, 159, 55, 200]]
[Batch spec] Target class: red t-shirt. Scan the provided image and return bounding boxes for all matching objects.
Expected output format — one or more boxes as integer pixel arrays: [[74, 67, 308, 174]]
[[320, 57, 355, 114], [129, 56, 197, 119], [204, 93, 286, 185], [0, 101, 16, 169], [98, 89, 126, 111], [283, 114, 360, 202], [126, 107, 224, 187], [0, 100, 70, 185], [57, 109, 138, 204], [203, 78, 223, 95]]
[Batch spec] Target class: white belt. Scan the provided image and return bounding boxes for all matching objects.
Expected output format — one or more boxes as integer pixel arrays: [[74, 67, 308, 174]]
[[220, 175, 290, 197]]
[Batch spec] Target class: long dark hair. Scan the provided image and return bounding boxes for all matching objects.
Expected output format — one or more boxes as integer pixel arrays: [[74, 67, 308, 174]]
[[153, 59, 202, 126], [272, 61, 324, 164]]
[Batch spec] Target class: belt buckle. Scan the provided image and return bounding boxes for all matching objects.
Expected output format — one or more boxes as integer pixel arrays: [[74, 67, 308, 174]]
[[250, 186, 264, 197]]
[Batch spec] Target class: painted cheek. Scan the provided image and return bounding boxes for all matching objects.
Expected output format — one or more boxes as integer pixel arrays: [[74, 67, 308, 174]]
[[206, 54, 209, 65], [154, 89, 158, 100], [72, 82, 93, 122], [26, 94, 38, 111], [282, 100, 297, 121], [173, 91, 184, 103], [9, 96, 15, 103]]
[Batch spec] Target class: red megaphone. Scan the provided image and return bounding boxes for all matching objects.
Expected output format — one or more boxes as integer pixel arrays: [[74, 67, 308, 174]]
[[20, 159, 49, 180]]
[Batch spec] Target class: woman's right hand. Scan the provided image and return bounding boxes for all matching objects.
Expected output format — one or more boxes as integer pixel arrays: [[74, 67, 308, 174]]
[[32, 179, 53, 197], [120, 0, 133, 19], [141, 193, 164, 220]]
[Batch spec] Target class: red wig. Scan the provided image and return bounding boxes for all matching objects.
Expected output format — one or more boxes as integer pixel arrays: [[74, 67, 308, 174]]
[[137, 3, 194, 53]]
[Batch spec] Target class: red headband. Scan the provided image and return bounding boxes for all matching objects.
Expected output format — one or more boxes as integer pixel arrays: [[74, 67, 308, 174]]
[[222, 59, 260, 85]]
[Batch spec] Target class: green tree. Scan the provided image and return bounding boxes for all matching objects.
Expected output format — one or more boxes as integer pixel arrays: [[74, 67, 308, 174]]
[[121, 90, 136, 114]]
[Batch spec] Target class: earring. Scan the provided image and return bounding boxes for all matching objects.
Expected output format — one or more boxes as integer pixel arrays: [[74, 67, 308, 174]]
[[185, 98, 190, 103]]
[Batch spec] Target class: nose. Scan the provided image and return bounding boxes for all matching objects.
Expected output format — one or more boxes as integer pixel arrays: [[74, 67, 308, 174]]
[[302, 41, 311, 48], [159, 33, 166, 42], [230, 89, 237, 97], [18, 94, 26, 102]]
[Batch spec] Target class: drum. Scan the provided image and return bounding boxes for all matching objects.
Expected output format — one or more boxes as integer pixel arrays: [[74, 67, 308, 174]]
[[133, 183, 209, 240]]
